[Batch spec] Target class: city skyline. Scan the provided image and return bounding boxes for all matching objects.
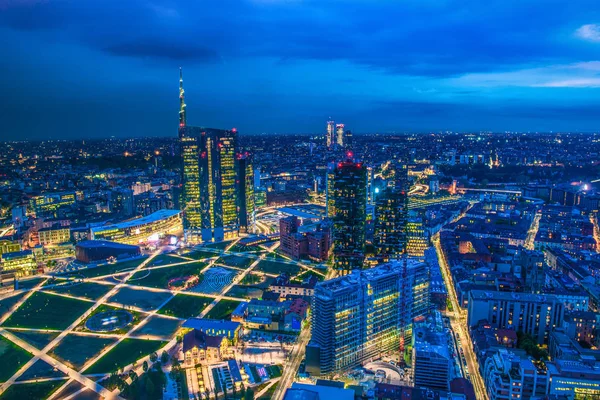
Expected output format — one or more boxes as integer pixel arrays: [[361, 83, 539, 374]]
[[1, 1, 600, 140]]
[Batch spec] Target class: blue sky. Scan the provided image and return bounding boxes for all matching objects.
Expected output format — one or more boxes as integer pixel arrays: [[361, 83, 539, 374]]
[[1, 0, 599, 139]]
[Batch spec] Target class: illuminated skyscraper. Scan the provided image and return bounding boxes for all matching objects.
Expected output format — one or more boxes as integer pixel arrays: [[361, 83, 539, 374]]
[[325, 162, 336, 218], [236, 152, 255, 234], [326, 119, 335, 149], [331, 154, 367, 272], [374, 162, 409, 261], [335, 123, 344, 147], [199, 128, 239, 242], [344, 129, 353, 150], [178, 69, 241, 242]]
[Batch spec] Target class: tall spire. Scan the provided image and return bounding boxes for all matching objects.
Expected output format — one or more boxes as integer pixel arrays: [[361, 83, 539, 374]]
[[179, 67, 186, 128]]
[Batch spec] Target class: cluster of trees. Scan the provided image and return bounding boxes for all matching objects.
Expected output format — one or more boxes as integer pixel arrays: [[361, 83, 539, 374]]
[[517, 331, 548, 361]]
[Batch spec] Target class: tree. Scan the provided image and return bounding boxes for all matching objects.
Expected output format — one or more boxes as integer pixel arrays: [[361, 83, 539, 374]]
[[143, 360, 149, 372], [150, 352, 158, 363], [161, 351, 169, 364], [245, 388, 254, 400], [145, 378, 155, 397], [129, 370, 138, 381]]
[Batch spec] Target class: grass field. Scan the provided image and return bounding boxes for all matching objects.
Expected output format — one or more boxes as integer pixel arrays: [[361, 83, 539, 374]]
[[16, 277, 47, 290], [0, 293, 26, 320], [217, 255, 256, 268], [133, 316, 182, 337], [158, 294, 212, 319], [66, 257, 148, 278], [184, 250, 220, 260], [0, 379, 67, 400], [2, 292, 92, 330], [225, 285, 263, 299], [76, 304, 143, 335], [0, 335, 32, 382], [45, 281, 113, 300], [254, 260, 300, 276], [17, 359, 67, 381], [129, 262, 206, 289], [49, 334, 117, 370], [7, 330, 59, 350], [108, 287, 172, 311], [202, 241, 233, 250], [204, 299, 241, 320], [83, 339, 166, 374], [146, 254, 188, 267]]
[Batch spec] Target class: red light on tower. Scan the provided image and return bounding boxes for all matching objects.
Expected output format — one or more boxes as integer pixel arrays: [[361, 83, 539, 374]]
[[346, 151, 354, 159], [232, 127, 237, 133]]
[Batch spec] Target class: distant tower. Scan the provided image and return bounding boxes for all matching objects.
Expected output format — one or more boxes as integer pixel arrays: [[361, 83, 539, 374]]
[[179, 67, 186, 128], [331, 153, 368, 273], [344, 129, 353, 150], [336, 123, 345, 147], [237, 153, 255, 234], [326, 119, 335, 149]]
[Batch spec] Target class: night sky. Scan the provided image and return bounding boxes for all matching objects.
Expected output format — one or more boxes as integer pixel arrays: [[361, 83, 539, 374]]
[[1, 0, 600, 140]]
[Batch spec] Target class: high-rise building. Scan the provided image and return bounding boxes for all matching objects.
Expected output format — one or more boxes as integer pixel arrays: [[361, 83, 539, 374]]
[[325, 162, 336, 218], [331, 155, 367, 272], [326, 119, 335, 149], [236, 153, 255, 234], [306, 259, 429, 376], [199, 128, 239, 242], [336, 123, 344, 147], [374, 162, 409, 262], [178, 69, 241, 242]]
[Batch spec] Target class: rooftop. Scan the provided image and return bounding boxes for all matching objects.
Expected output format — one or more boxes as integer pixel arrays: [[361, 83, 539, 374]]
[[90, 209, 181, 233]]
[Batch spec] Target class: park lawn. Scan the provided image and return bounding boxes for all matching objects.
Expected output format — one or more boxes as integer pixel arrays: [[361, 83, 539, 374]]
[[17, 359, 67, 381], [2, 292, 92, 330], [0, 335, 33, 382], [16, 277, 47, 290], [129, 262, 206, 289], [0, 293, 26, 320], [0, 379, 67, 400], [158, 294, 212, 319], [45, 281, 113, 300], [217, 255, 256, 268], [49, 334, 118, 370], [108, 287, 172, 312], [255, 260, 300, 276], [7, 330, 59, 350], [225, 285, 263, 300], [66, 257, 148, 278], [204, 299, 241, 320], [132, 316, 183, 338], [147, 254, 187, 267], [202, 241, 233, 250], [183, 250, 220, 260], [83, 339, 167, 374]]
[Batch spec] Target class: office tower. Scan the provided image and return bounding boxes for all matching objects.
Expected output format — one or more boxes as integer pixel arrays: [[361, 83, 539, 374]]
[[335, 123, 344, 147], [253, 167, 261, 189], [373, 162, 409, 262], [413, 327, 451, 391], [199, 128, 239, 242], [331, 156, 367, 272], [110, 188, 134, 217], [344, 129, 353, 150], [236, 153, 255, 234], [306, 260, 429, 376], [325, 162, 336, 218], [326, 119, 335, 149], [178, 69, 240, 242]]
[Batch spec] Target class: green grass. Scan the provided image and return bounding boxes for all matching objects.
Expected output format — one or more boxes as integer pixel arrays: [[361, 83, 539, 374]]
[[184, 250, 220, 260], [158, 294, 212, 319], [2, 292, 92, 330], [225, 285, 263, 299], [16, 277, 47, 290], [0, 379, 66, 400], [204, 299, 241, 320], [133, 316, 182, 337], [255, 260, 300, 276], [49, 334, 117, 370], [76, 304, 143, 335], [147, 254, 187, 267], [45, 281, 113, 300], [0, 293, 26, 320], [108, 287, 172, 311], [129, 262, 206, 289], [0, 335, 32, 382], [7, 330, 59, 350], [84, 339, 166, 374], [202, 241, 233, 250], [217, 255, 256, 268], [66, 257, 148, 278], [17, 359, 67, 381]]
